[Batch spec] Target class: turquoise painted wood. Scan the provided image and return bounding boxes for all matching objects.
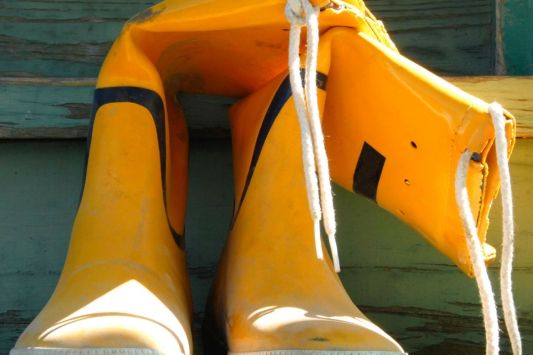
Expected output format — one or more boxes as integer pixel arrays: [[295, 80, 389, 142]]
[[0, 0, 157, 78], [0, 80, 92, 137], [1, 138, 532, 354], [0, 0, 494, 79], [0, 79, 234, 138], [501, 0, 533, 75], [0, 0, 497, 138]]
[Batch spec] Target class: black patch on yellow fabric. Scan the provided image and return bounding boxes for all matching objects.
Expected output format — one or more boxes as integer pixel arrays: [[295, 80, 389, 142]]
[[353, 142, 386, 202]]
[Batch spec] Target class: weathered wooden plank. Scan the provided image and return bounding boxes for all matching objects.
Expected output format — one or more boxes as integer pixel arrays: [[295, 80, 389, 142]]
[[0, 126, 88, 139], [366, 0, 494, 75], [0, 0, 158, 78], [341, 267, 533, 354], [0, 82, 92, 131], [448, 76, 533, 138], [2, 76, 532, 139], [0, 0, 492, 78], [1, 138, 532, 354], [0, 1, 156, 20], [0, 81, 234, 139]]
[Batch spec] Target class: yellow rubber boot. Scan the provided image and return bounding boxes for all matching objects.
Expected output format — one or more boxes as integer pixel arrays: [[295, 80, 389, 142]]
[[321, 28, 515, 276], [10, 28, 193, 355], [203, 29, 405, 355]]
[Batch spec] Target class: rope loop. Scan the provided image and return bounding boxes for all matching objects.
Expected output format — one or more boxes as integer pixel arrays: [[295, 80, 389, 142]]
[[456, 102, 522, 354], [455, 150, 500, 355]]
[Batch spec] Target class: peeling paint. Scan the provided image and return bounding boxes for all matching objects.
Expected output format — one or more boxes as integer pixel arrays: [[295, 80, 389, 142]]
[[56, 103, 92, 120]]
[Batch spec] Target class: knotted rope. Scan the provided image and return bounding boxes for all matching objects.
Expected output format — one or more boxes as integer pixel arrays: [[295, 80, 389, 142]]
[[285, 0, 340, 272]]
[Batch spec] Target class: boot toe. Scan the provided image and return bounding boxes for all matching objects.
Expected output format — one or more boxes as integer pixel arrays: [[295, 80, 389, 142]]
[[228, 306, 405, 354], [13, 277, 191, 355]]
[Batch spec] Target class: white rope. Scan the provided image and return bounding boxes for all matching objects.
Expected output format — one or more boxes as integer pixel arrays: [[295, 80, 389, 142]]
[[455, 150, 500, 355], [489, 102, 522, 355], [455, 102, 522, 355], [286, 0, 324, 262], [302, 0, 339, 271], [286, 0, 340, 272]]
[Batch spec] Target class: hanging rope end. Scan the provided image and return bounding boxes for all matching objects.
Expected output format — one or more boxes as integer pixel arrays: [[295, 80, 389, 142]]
[[326, 230, 340, 273]]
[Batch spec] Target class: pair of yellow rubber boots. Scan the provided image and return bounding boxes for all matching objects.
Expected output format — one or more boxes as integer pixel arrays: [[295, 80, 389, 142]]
[[11, 1, 514, 354]]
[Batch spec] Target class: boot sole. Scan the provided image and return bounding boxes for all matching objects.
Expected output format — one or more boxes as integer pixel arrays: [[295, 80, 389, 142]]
[[10, 349, 161, 355], [230, 351, 406, 355]]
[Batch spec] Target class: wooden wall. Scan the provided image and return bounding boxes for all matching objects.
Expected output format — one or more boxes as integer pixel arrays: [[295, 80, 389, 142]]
[[0, 0, 495, 78], [1, 0, 532, 354], [1, 138, 532, 354], [0, 0, 499, 138]]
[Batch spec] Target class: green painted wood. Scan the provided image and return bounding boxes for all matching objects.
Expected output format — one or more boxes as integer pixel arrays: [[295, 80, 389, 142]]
[[0, 0, 499, 137], [500, 0, 533, 75], [0, 0, 493, 79], [0, 140, 83, 350], [366, 0, 494, 75], [1, 138, 532, 354], [0, 80, 92, 132], [0, 79, 234, 138], [0, 0, 158, 78], [343, 268, 533, 354]]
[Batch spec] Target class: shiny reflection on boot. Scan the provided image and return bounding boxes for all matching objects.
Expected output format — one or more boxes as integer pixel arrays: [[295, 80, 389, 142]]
[[249, 306, 392, 337], [36, 280, 190, 355]]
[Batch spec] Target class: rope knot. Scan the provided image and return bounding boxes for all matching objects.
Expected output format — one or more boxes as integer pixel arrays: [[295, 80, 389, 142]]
[[285, 0, 306, 26]]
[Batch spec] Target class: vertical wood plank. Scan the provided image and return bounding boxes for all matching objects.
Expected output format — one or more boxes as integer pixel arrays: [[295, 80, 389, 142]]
[[500, 0, 533, 75]]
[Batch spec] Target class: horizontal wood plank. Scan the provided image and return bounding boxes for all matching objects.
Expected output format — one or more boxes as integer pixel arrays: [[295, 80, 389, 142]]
[[0, 80, 234, 139], [0, 0, 492, 79], [343, 267, 533, 354], [1, 76, 532, 139], [366, 0, 494, 75], [0, 82, 93, 131], [0, 0, 158, 78], [449, 76, 533, 138]]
